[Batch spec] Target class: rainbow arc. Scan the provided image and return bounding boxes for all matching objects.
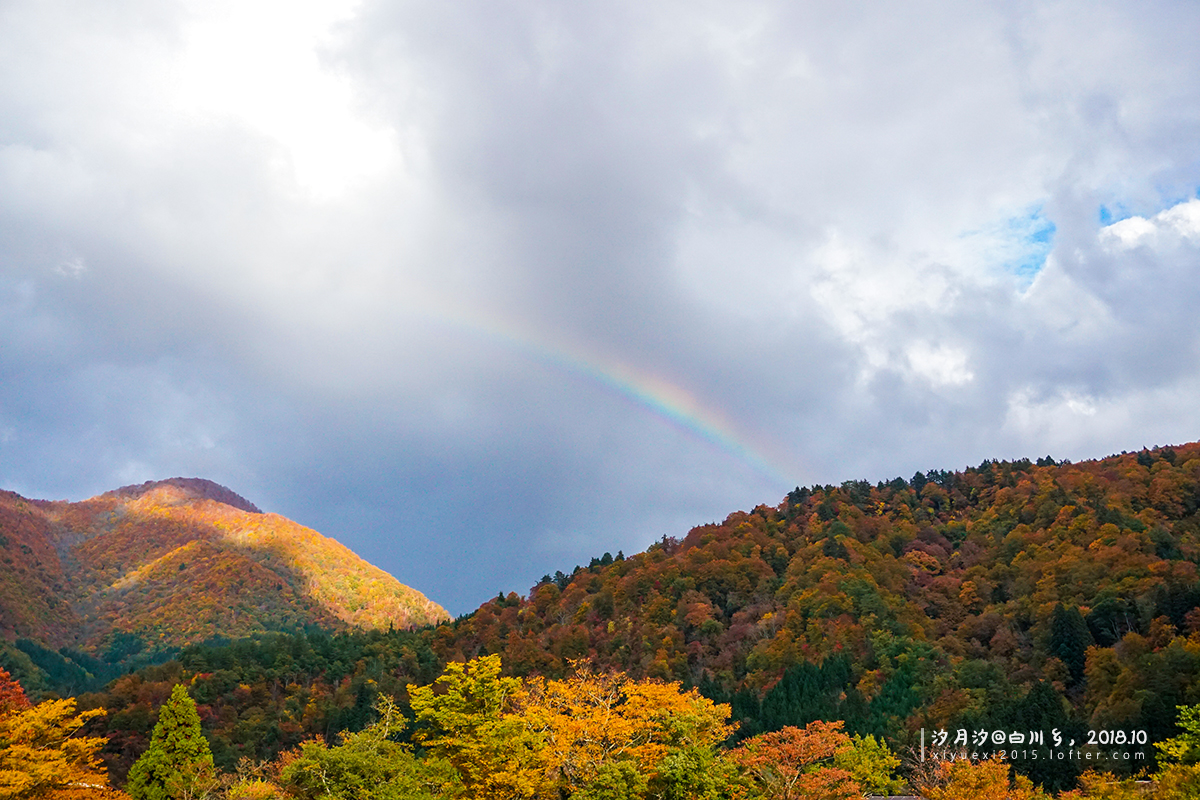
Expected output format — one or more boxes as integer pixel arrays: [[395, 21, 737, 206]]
[[406, 286, 798, 489]]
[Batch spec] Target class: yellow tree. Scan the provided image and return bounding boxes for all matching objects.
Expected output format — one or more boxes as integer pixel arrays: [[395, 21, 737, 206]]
[[1150, 703, 1200, 800], [1057, 771, 1144, 800], [407, 655, 543, 799], [525, 660, 734, 796], [917, 757, 1048, 800], [0, 671, 109, 800]]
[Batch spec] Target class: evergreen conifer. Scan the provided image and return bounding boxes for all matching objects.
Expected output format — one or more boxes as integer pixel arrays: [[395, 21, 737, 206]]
[[126, 683, 215, 800], [1048, 603, 1093, 684]]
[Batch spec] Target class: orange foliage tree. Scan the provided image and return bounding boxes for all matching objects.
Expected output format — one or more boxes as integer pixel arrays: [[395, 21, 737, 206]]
[[726, 720, 860, 800], [0, 670, 30, 717]]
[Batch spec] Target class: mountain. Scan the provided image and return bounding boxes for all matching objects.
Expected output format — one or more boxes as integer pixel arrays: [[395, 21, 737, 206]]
[[0, 478, 449, 658], [80, 442, 1200, 788]]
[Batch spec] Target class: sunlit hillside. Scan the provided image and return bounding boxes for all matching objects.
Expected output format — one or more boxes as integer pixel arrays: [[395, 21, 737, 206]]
[[0, 478, 449, 657]]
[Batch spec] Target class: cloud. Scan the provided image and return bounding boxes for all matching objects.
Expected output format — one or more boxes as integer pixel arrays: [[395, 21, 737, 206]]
[[1101, 198, 1200, 250], [2, 0, 1200, 612], [906, 342, 975, 389]]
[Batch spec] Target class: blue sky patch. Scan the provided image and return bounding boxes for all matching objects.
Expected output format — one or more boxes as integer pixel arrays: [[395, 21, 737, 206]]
[[997, 207, 1056, 286], [958, 205, 1056, 287], [1098, 205, 1125, 225]]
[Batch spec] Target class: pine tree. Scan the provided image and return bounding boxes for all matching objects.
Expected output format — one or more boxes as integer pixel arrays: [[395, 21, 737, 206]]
[[125, 683, 215, 800], [1048, 603, 1093, 685]]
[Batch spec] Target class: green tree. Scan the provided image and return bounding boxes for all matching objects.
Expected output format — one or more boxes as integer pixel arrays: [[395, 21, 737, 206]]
[[831, 733, 906, 796], [575, 761, 647, 800], [280, 695, 458, 800], [1049, 604, 1093, 685], [1153, 704, 1200, 799], [1158, 703, 1200, 765], [645, 745, 737, 800], [126, 683, 216, 800]]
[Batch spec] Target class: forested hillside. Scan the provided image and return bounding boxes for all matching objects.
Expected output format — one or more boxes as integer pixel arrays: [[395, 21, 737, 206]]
[[0, 478, 449, 694], [73, 443, 1200, 792]]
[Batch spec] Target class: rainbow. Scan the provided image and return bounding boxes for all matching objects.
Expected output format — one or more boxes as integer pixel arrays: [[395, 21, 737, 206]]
[[405, 286, 798, 490]]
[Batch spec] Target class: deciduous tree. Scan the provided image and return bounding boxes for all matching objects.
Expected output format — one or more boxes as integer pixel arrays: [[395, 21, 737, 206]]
[[407, 655, 542, 799], [525, 661, 734, 795], [916, 756, 1046, 800], [726, 720, 860, 800], [279, 695, 457, 800], [0, 669, 108, 800]]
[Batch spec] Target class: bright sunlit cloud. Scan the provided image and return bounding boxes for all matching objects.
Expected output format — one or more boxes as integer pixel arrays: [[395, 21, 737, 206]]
[[171, 0, 398, 198], [1100, 197, 1200, 250]]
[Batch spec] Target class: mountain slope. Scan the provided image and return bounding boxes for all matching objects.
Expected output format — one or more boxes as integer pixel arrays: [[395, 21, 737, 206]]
[[0, 478, 449, 654], [0, 490, 79, 644], [78, 442, 1200, 788], [427, 442, 1200, 784]]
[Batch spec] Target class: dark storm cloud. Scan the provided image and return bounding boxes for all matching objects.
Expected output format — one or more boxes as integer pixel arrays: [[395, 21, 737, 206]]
[[3, 0, 1200, 612]]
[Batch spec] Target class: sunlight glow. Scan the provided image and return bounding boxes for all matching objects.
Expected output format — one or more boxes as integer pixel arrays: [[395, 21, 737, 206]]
[[171, 0, 397, 199]]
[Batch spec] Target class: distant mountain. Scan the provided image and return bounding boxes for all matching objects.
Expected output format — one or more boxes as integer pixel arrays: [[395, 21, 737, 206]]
[[0, 478, 448, 657]]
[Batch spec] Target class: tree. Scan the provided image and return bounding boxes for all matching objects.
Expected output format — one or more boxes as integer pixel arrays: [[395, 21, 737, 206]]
[[407, 655, 543, 799], [0, 669, 109, 800], [125, 684, 215, 800], [1059, 771, 1146, 800], [524, 661, 734, 796], [645, 744, 737, 800], [916, 757, 1046, 800], [1157, 703, 1200, 765], [279, 695, 457, 800], [574, 761, 647, 800], [830, 733, 906, 796], [1151, 703, 1200, 800], [1048, 604, 1093, 685], [726, 721, 861, 800], [0, 670, 30, 718], [758, 658, 859, 733], [1154, 763, 1200, 800]]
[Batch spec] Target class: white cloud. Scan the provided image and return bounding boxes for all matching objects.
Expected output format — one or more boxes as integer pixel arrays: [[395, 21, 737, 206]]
[[54, 257, 86, 278], [1101, 198, 1200, 250], [1002, 387, 1099, 449], [1100, 215, 1157, 248], [906, 342, 974, 388]]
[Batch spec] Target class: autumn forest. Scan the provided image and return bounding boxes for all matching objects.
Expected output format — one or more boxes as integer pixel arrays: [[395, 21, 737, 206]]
[[7, 443, 1200, 797]]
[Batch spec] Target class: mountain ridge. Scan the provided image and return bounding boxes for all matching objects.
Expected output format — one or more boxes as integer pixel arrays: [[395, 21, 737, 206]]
[[0, 478, 449, 659], [99, 478, 263, 513]]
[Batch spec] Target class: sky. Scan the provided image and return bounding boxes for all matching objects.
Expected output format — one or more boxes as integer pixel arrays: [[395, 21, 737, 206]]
[[3, 1, 1200, 615]]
